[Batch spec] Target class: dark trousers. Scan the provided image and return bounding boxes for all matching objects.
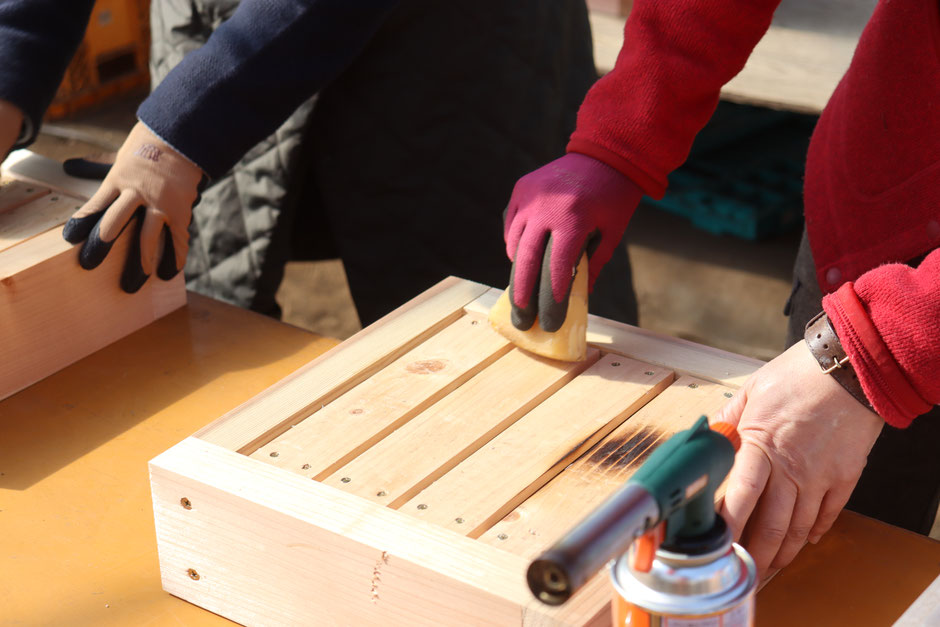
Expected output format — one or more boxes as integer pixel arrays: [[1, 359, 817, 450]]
[[785, 230, 940, 534]]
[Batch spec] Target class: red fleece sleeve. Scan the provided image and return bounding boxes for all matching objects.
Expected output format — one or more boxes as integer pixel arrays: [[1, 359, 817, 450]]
[[568, 0, 780, 199], [823, 250, 940, 427]]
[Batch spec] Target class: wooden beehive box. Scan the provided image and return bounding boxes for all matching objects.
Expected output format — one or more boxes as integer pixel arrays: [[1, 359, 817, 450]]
[[150, 278, 762, 626], [0, 150, 186, 400]]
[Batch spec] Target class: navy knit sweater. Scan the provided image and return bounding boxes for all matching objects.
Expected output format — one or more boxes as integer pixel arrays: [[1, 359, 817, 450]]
[[0, 0, 398, 178]]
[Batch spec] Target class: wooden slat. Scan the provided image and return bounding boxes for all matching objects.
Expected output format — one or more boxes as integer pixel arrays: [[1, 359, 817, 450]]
[[479, 375, 734, 559], [400, 354, 674, 537], [251, 312, 514, 478], [150, 437, 602, 626], [323, 346, 603, 507], [0, 178, 50, 214], [0, 226, 186, 401], [195, 276, 492, 453], [0, 191, 84, 252], [466, 289, 763, 387]]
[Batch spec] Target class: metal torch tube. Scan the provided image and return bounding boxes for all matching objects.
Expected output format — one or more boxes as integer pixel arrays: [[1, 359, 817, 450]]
[[527, 483, 660, 605]]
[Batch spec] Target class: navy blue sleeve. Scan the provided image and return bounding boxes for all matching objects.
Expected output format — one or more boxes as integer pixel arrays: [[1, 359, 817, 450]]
[[0, 0, 95, 147], [138, 0, 399, 178]]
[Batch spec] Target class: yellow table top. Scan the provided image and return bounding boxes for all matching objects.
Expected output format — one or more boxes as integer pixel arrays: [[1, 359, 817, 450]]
[[0, 293, 338, 625], [2, 293, 937, 625]]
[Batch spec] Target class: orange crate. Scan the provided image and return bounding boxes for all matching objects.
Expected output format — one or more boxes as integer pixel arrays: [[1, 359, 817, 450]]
[[46, 0, 150, 119]]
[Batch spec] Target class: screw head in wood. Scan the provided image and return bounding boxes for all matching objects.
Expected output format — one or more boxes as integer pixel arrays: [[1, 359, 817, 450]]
[[187, 568, 200, 580], [341, 477, 351, 483], [455, 517, 464, 524], [417, 504, 428, 510], [301, 463, 310, 470], [644, 371, 654, 376], [269, 451, 279, 457], [497, 533, 508, 540], [688, 383, 699, 389], [180, 498, 192, 510], [724, 392, 734, 398], [377, 491, 387, 497], [611, 362, 621, 367]]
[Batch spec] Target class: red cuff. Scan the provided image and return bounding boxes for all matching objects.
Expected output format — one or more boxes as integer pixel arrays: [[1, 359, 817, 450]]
[[823, 282, 931, 427], [566, 139, 668, 200]]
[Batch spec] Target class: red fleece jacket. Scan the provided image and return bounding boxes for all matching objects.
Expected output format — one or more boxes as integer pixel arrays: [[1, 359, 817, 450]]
[[569, 0, 940, 427]]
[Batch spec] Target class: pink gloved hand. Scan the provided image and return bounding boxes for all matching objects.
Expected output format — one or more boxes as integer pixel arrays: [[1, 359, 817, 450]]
[[504, 152, 643, 331]]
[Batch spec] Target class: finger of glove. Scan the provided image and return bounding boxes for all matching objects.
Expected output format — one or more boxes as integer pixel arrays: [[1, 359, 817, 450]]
[[63, 185, 121, 243], [538, 236, 578, 333], [120, 208, 149, 294], [139, 207, 168, 277], [585, 227, 624, 291], [504, 202, 526, 261], [63, 157, 113, 180], [509, 228, 549, 331], [98, 189, 144, 243], [156, 224, 189, 280]]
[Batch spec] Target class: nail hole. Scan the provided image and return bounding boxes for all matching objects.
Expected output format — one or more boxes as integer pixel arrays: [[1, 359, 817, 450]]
[[497, 533, 508, 540], [341, 477, 351, 483], [817, 333, 822, 339], [50, 196, 59, 201], [187, 568, 200, 581], [377, 491, 387, 497], [470, 320, 479, 325], [180, 497, 192, 510], [301, 463, 310, 470], [269, 451, 279, 457], [455, 518, 465, 524], [823, 344, 829, 350], [417, 504, 428, 510]]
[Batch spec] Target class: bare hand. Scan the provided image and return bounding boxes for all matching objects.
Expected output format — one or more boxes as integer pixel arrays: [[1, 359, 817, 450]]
[[713, 341, 884, 576]]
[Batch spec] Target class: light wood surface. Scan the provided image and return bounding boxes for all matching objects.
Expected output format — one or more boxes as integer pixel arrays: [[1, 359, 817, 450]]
[[0, 151, 186, 401], [2, 287, 937, 625], [0, 294, 338, 626], [590, 0, 878, 114]]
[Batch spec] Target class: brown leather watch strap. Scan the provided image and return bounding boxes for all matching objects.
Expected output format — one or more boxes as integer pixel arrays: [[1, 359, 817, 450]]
[[804, 311, 874, 411]]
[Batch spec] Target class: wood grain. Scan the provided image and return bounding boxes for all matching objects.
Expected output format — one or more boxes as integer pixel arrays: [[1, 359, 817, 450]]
[[479, 376, 734, 559], [466, 289, 762, 387], [251, 312, 514, 479], [151, 437, 602, 626], [0, 177, 50, 215], [323, 346, 602, 507], [195, 277, 492, 453], [401, 354, 674, 537], [0, 191, 84, 252]]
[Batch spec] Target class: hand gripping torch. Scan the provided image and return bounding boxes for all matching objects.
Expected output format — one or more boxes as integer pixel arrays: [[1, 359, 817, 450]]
[[528, 416, 741, 605]]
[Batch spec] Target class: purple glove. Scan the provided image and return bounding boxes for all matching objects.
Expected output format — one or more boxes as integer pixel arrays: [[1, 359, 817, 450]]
[[504, 152, 643, 331]]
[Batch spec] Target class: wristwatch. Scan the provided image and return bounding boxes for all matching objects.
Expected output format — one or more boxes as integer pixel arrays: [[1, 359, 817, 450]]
[[803, 311, 875, 412]]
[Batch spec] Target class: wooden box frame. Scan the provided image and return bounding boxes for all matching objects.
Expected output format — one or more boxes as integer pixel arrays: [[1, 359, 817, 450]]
[[1, 150, 186, 400], [150, 277, 762, 626]]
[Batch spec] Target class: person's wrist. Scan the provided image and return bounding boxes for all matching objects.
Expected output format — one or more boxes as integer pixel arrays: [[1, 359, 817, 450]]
[[803, 311, 876, 413]]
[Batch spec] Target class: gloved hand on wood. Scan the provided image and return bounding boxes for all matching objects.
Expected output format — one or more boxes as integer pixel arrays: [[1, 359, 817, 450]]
[[503, 152, 643, 332], [0, 99, 24, 161], [63, 122, 204, 293]]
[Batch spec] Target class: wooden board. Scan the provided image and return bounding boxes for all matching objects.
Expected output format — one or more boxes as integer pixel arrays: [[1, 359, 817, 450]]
[[0, 150, 186, 401], [590, 0, 878, 114], [151, 277, 762, 626]]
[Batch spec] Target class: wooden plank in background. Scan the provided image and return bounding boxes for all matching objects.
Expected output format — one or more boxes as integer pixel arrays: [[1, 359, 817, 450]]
[[195, 276, 492, 453], [0, 191, 84, 252], [250, 312, 514, 479], [401, 354, 674, 537], [322, 346, 602, 507], [479, 375, 734, 559]]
